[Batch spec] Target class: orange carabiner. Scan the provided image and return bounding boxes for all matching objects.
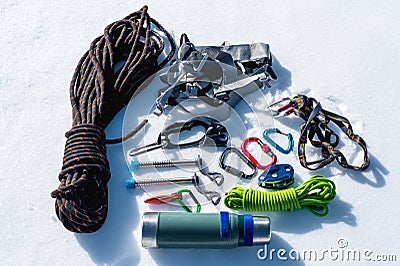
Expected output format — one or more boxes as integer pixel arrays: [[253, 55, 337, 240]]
[[241, 137, 277, 170]]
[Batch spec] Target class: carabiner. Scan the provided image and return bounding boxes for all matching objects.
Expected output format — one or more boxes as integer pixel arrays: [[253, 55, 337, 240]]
[[258, 164, 294, 189], [144, 189, 201, 213], [266, 97, 294, 117], [263, 128, 294, 154], [219, 147, 257, 179], [241, 137, 277, 170]]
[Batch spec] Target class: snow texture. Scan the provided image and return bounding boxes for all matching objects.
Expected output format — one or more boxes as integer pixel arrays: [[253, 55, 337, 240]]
[[1, 1, 399, 265]]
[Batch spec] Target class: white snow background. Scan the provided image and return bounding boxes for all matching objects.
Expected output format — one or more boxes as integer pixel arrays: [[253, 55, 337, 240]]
[[1, 1, 399, 265]]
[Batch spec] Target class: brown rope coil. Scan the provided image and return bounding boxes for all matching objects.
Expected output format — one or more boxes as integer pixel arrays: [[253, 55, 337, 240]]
[[51, 6, 176, 232]]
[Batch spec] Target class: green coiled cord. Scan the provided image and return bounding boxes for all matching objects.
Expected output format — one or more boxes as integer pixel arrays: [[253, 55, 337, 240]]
[[224, 175, 336, 217]]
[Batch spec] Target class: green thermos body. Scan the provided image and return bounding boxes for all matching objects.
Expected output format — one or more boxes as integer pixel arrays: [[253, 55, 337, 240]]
[[142, 211, 271, 249]]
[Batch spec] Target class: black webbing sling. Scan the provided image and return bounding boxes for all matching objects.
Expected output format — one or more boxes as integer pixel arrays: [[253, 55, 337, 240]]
[[290, 95, 370, 171]]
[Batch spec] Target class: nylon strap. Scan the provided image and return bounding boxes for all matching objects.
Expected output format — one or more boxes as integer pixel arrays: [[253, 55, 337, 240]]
[[291, 95, 370, 171]]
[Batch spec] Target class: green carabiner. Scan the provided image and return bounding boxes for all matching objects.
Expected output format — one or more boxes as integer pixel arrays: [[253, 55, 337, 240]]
[[175, 189, 202, 213]]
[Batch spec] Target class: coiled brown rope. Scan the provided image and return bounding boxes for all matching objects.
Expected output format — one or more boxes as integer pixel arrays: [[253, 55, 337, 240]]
[[51, 6, 176, 233]]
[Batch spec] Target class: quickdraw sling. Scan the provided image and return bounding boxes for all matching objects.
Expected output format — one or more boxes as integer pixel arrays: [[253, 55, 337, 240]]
[[269, 95, 370, 171]]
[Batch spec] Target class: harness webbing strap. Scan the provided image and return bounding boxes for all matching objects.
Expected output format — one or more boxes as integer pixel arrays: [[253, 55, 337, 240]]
[[291, 95, 370, 171]]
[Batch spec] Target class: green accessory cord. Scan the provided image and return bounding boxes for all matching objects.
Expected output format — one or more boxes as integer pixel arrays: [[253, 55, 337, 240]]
[[224, 175, 336, 216]]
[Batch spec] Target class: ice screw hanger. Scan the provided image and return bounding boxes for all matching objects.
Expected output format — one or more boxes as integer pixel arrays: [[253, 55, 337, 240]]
[[263, 128, 294, 154], [241, 137, 277, 170]]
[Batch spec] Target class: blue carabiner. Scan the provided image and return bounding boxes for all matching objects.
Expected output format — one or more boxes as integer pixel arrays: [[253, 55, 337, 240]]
[[263, 128, 294, 154], [258, 164, 294, 189]]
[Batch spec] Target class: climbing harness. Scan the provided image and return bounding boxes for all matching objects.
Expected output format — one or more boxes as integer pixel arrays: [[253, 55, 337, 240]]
[[267, 95, 370, 171]]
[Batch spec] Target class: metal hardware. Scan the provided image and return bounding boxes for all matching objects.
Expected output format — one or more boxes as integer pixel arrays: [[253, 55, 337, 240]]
[[263, 128, 294, 154], [125, 174, 199, 189], [126, 173, 221, 206], [266, 97, 293, 117], [154, 34, 277, 116], [258, 164, 294, 189], [192, 173, 221, 205], [194, 184, 221, 206], [128, 142, 166, 157], [219, 147, 257, 179], [130, 155, 202, 172], [130, 154, 224, 186], [241, 137, 277, 170], [193, 53, 209, 72], [198, 157, 224, 186], [129, 117, 229, 157], [199, 167, 224, 186]]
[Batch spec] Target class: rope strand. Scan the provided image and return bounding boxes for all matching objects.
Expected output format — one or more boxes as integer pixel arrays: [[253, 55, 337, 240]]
[[224, 175, 336, 217], [51, 6, 176, 233]]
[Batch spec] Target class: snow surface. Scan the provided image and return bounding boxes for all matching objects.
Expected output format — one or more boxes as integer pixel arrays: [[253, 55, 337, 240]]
[[1, 1, 400, 265]]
